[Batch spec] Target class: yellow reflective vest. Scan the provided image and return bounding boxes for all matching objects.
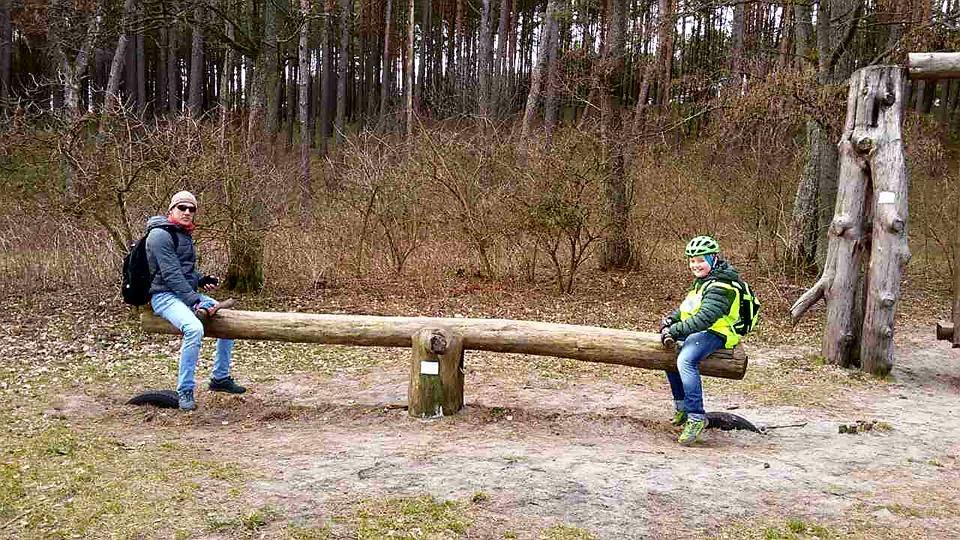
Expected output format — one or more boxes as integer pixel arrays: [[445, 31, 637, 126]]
[[678, 280, 741, 348]]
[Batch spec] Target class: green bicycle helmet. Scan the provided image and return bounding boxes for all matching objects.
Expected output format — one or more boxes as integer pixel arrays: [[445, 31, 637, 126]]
[[684, 235, 720, 257]]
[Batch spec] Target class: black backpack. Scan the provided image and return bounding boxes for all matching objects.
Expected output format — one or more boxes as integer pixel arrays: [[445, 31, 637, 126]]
[[121, 226, 179, 306]]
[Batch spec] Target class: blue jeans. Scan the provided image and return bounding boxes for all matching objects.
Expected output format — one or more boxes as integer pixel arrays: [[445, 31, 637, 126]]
[[151, 292, 235, 393], [666, 330, 725, 421]]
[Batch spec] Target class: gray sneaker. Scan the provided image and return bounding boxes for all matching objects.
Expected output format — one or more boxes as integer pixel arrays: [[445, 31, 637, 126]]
[[178, 389, 196, 411]]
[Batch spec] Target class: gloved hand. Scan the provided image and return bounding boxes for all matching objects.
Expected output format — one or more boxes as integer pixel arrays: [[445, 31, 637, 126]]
[[660, 326, 676, 349], [659, 315, 676, 332]]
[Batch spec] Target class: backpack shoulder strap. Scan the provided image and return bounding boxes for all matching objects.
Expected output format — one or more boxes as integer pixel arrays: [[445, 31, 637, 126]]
[[152, 225, 180, 249]]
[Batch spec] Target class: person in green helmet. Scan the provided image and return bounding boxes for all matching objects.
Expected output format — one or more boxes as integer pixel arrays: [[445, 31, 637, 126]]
[[659, 235, 743, 446]]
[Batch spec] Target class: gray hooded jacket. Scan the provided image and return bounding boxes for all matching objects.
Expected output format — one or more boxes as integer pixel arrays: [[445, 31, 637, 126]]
[[144, 215, 202, 307]]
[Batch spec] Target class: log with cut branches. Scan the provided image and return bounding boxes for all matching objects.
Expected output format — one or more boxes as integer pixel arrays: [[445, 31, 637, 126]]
[[141, 310, 749, 379]]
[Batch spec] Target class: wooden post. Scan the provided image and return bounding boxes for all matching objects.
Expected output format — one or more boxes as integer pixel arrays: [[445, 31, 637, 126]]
[[860, 66, 910, 376], [822, 70, 872, 367], [937, 321, 954, 342], [408, 327, 464, 418], [953, 192, 960, 348]]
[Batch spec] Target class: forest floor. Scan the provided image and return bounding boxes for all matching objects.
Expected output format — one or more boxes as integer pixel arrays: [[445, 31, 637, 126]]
[[1, 273, 959, 540]]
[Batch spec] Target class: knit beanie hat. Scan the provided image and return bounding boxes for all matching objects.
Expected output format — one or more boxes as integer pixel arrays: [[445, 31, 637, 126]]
[[168, 191, 198, 211]]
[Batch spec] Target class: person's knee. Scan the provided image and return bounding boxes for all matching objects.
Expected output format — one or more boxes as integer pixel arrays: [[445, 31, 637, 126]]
[[182, 320, 204, 343]]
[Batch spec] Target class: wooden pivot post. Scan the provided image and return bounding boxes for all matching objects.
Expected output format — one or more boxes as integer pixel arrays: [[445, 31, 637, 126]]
[[408, 327, 464, 418]]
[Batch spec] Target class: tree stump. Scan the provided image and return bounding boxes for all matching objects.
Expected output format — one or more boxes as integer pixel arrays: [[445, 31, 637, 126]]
[[408, 327, 464, 418]]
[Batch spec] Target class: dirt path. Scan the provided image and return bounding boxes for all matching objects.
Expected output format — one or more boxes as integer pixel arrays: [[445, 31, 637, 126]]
[[112, 326, 960, 539]]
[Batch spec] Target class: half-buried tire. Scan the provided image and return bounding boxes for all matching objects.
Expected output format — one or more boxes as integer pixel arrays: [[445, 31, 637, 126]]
[[705, 411, 762, 433], [127, 389, 179, 409]]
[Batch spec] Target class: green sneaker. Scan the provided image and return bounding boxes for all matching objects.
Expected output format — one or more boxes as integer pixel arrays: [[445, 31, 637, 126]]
[[670, 410, 688, 426], [678, 418, 708, 446]]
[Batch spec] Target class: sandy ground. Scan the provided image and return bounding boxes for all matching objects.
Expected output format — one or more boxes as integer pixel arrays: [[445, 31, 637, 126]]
[[97, 323, 960, 539]]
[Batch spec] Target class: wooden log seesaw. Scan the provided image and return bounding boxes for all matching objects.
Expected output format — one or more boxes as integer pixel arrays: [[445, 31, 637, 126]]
[[138, 309, 749, 420]]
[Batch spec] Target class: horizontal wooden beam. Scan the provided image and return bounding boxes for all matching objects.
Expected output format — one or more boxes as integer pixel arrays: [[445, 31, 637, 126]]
[[908, 53, 960, 80], [141, 310, 748, 380], [936, 321, 954, 341]]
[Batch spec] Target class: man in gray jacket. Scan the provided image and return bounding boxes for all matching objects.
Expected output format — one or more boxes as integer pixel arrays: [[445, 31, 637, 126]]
[[146, 190, 246, 411]]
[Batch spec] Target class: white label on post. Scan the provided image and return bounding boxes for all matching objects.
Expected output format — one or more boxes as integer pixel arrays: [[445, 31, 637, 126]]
[[878, 191, 896, 204], [420, 361, 439, 375]]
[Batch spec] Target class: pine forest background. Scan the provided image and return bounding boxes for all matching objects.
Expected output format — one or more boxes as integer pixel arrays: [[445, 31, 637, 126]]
[[1, 0, 959, 309]]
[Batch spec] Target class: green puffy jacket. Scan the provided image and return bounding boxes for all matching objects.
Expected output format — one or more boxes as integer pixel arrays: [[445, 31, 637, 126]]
[[667, 259, 741, 348]]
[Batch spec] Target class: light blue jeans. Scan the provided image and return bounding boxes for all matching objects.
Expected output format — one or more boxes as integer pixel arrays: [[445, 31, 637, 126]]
[[666, 330, 725, 421], [151, 292, 235, 393]]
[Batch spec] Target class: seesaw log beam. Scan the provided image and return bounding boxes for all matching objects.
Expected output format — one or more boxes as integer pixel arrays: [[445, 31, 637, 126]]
[[141, 310, 748, 380]]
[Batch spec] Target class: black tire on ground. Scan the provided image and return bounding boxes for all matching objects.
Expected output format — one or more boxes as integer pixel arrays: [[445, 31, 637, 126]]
[[127, 389, 179, 408], [706, 411, 762, 433]]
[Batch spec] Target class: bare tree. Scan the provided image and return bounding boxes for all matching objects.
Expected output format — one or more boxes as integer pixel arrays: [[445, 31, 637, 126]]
[[600, 0, 630, 269], [789, 0, 866, 269]]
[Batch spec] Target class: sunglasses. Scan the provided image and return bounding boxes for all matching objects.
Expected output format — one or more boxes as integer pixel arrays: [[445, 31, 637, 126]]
[[175, 205, 197, 213]]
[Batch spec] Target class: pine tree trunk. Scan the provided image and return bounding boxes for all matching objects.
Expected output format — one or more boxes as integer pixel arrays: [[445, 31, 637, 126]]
[[656, 0, 675, 108], [478, 0, 494, 117], [336, 0, 352, 145], [158, 28, 168, 113], [520, 0, 558, 140], [168, 24, 180, 115], [105, 0, 137, 112], [543, 10, 561, 141], [494, 0, 512, 118], [730, 0, 745, 89], [417, 0, 429, 109], [377, 0, 393, 130], [600, 0, 630, 270], [188, 1, 205, 117], [0, 0, 10, 113], [454, 0, 464, 92], [299, 0, 312, 195], [124, 14, 137, 110], [405, 0, 414, 137], [320, 0, 336, 152], [60, 2, 102, 119], [777, 2, 794, 69], [264, 0, 280, 135], [286, 61, 296, 146], [135, 3, 145, 115], [219, 19, 234, 147]]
